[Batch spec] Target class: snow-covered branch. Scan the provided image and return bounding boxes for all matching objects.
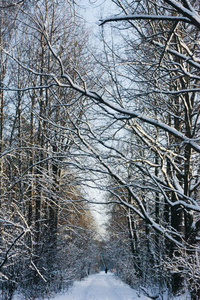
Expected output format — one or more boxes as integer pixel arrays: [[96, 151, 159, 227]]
[[100, 0, 200, 29], [100, 14, 192, 26], [0, 230, 26, 269]]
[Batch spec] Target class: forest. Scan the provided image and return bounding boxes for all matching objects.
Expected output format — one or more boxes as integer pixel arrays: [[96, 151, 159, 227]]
[[0, 0, 199, 299]]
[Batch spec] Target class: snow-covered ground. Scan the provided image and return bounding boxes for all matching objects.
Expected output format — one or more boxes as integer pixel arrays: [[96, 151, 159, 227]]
[[48, 271, 151, 300], [12, 271, 191, 300]]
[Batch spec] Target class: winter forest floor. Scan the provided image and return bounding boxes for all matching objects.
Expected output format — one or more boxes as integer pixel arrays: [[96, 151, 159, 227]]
[[12, 271, 191, 300], [45, 271, 151, 300]]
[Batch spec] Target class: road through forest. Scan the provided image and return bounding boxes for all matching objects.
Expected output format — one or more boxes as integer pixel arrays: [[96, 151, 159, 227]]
[[51, 271, 151, 300]]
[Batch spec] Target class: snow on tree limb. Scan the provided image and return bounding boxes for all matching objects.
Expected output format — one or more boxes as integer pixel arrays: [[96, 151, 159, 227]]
[[152, 41, 200, 70], [1, 34, 199, 154], [164, 0, 200, 29], [0, 229, 26, 269], [78, 89, 200, 153], [100, 14, 192, 26], [100, 0, 200, 29], [72, 120, 185, 247], [0, 0, 25, 8]]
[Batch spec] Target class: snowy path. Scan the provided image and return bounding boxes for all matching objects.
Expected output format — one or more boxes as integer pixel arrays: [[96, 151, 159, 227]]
[[51, 271, 151, 300]]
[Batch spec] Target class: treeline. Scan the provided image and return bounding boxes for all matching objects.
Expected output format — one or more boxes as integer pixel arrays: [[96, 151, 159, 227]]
[[0, 0, 200, 300], [93, 1, 200, 299], [0, 1, 98, 299]]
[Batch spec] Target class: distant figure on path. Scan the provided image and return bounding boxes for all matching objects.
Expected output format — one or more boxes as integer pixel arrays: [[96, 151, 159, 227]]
[[105, 267, 108, 273]]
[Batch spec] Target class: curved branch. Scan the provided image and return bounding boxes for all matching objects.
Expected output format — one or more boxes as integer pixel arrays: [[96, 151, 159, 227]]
[[164, 0, 200, 29], [0, 230, 25, 269], [100, 14, 192, 26]]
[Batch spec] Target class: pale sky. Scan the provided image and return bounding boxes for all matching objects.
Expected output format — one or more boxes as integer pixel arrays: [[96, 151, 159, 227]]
[[76, 0, 118, 239], [78, 0, 118, 32]]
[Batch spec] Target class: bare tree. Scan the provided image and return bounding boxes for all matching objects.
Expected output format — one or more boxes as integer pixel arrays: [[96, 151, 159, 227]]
[[0, 0, 199, 299], [0, 1, 98, 298]]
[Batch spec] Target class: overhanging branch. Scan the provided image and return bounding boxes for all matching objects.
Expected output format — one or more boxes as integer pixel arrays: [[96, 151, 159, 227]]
[[100, 14, 192, 26]]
